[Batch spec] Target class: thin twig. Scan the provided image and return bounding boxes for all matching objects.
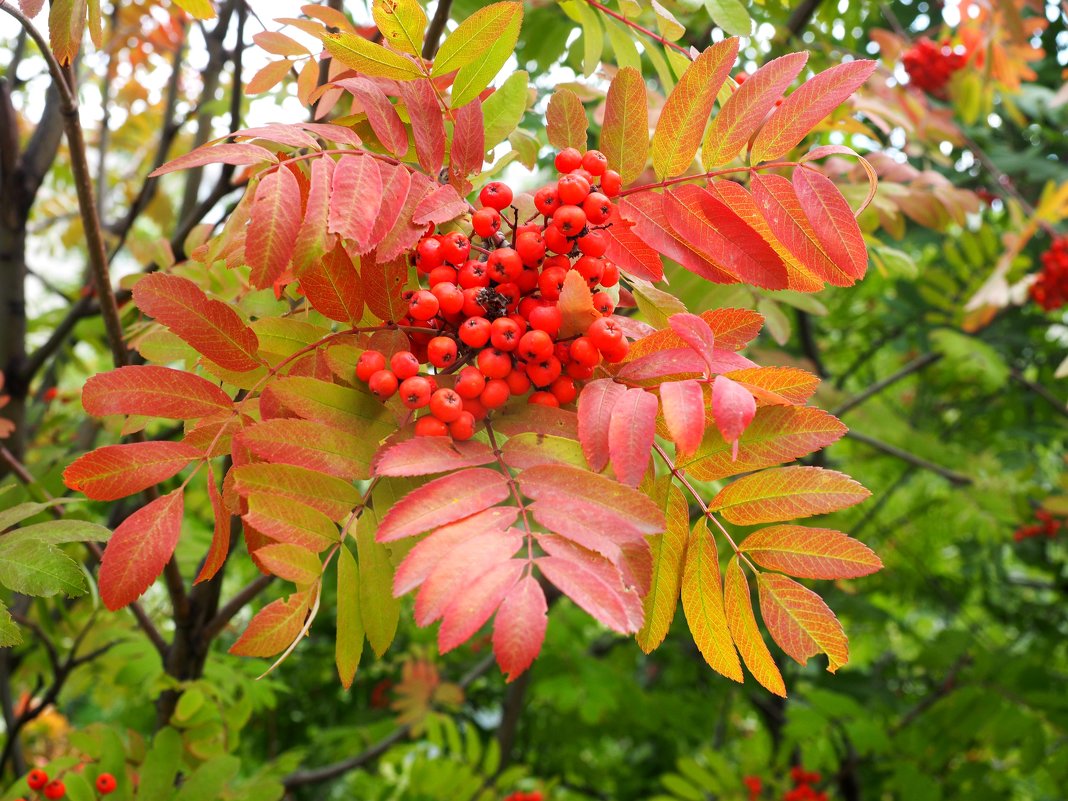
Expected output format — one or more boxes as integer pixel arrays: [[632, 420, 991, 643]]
[[1010, 369, 1068, 421], [422, 0, 454, 60], [832, 353, 943, 417], [844, 430, 972, 486]]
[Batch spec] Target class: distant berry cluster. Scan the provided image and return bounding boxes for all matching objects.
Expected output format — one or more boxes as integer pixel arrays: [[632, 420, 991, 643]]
[[20, 768, 117, 800], [1029, 237, 1068, 312], [743, 767, 828, 801], [1014, 508, 1062, 541], [354, 148, 629, 440], [502, 792, 542, 801], [903, 37, 966, 95]]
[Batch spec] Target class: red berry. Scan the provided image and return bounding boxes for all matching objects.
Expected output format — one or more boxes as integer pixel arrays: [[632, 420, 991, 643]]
[[517, 329, 554, 361], [471, 207, 501, 238], [574, 255, 605, 286], [429, 388, 464, 422], [399, 376, 432, 409], [28, 770, 49, 790], [600, 337, 629, 363], [558, 173, 591, 205], [550, 376, 578, 404], [587, 317, 623, 351], [517, 266, 540, 294], [95, 774, 118, 795], [368, 369, 398, 399], [528, 391, 559, 407], [427, 337, 457, 368], [566, 361, 595, 380], [487, 247, 523, 282], [591, 292, 615, 316], [582, 192, 612, 224], [408, 290, 440, 321], [455, 366, 486, 399], [600, 260, 620, 287], [427, 265, 458, 287], [490, 317, 522, 351], [581, 149, 608, 176], [577, 229, 607, 257], [570, 336, 601, 367], [415, 415, 449, 437], [534, 186, 560, 216], [477, 348, 513, 380], [495, 282, 521, 310], [600, 169, 622, 197], [479, 181, 513, 210], [390, 351, 421, 379], [44, 780, 66, 800], [458, 259, 491, 289], [415, 236, 445, 271], [505, 369, 532, 395], [356, 350, 386, 382], [459, 316, 491, 348], [542, 225, 572, 255], [448, 411, 476, 440], [527, 304, 562, 338], [431, 282, 465, 315], [526, 357, 562, 387], [440, 231, 471, 264], [516, 231, 547, 266], [538, 266, 567, 301], [461, 287, 489, 317], [555, 147, 583, 172], [552, 204, 586, 235], [480, 378, 511, 408], [463, 395, 488, 420]]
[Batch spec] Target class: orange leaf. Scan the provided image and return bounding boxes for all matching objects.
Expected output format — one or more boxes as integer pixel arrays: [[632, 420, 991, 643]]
[[64, 441, 200, 501], [681, 519, 743, 681], [99, 489, 184, 610], [740, 525, 882, 579], [599, 66, 649, 185], [247, 166, 302, 289], [546, 88, 588, 152], [792, 167, 867, 281], [82, 365, 232, 420], [723, 556, 786, 696], [230, 591, 313, 657], [710, 466, 870, 525], [758, 572, 848, 672], [299, 244, 364, 325], [724, 365, 820, 406], [194, 466, 231, 585]]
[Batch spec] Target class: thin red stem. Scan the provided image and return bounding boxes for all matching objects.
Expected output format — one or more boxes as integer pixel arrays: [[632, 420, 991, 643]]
[[485, 420, 535, 565], [619, 161, 800, 197], [583, 0, 692, 57]]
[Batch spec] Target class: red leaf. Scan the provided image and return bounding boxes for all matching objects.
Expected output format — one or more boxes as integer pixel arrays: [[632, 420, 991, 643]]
[[328, 154, 383, 252], [413, 183, 467, 226], [531, 504, 628, 566], [439, 560, 524, 653], [292, 156, 334, 276], [376, 467, 512, 542], [751, 60, 877, 163], [99, 489, 184, 610], [367, 163, 413, 251], [376, 171, 435, 262], [393, 507, 519, 596], [537, 555, 637, 633], [517, 464, 664, 535], [792, 168, 867, 281], [335, 77, 408, 156], [668, 313, 717, 372], [710, 466, 871, 525], [233, 122, 319, 149], [577, 378, 627, 472], [415, 528, 523, 625], [82, 365, 232, 420], [740, 525, 882, 579], [617, 347, 754, 382], [608, 387, 658, 487], [298, 122, 364, 147], [450, 99, 485, 191], [758, 572, 849, 672], [400, 78, 446, 175], [712, 375, 756, 458], [603, 206, 663, 282], [702, 51, 808, 167], [299, 245, 364, 325], [149, 142, 274, 177], [374, 436, 496, 477], [622, 191, 736, 284], [546, 88, 587, 151], [362, 251, 412, 323], [229, 591, 312, 657], [132, 273, 262, 372], [660, 379, 705, 458], [493, 575, 547, 682], [194, 467, 231, 585], [64, 441, 200, 501], [247, 167, 302, 290]]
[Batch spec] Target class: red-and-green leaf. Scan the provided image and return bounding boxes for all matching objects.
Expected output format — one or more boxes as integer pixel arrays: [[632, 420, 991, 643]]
[[651, 37, 739, 179], [376, 468, 512, 542], [681, 518, 743, 680], [335, 544, 363, 689], [237, 418, 373, 480], [132, 273, 262, 372], [577, 378, 627, 472], [710, 466, 871, 525], [242, 493, 339, 552], [292, 156, 334, 276], [299, 244, 364, 325], [328, 154, 383, 251], [361, 251, 412, 323], [493, 575, 547, 682], [740, 525, 882, 579], [229, 591, 313, 657], [758, 572, 848, 672], [256, 543, 323, 585], [599, 66, 649, 185], [546, 88, 588, 152], [450, 99, 485, 191], [231, 463, 362, 522], [64, 441, 200, 501], [335, 78, 408, 157], [376, 171, 434, 262], [246, 166, 302, 289], [608, 387, 658, 487], [374, 436, 496, 477], [367, 163, 413, 251], [99, 489, 184, 610], [82, 365, 232, 420], [724, 557, 786, 696], [659, 379, 705, 458]]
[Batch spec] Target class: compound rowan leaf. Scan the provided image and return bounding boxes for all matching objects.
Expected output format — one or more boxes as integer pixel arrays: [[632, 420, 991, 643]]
[[243, 493, 339, 552], [450, 99, 485, 191], [608, 387, 658, 487], [357, 507, 401, 656], [599, 66, 648, 184], [740, 525, 882, 579], [237, 418, 373, 480], [651, 38, 738, 179], [372, 0, 427, 57], [99, 489, 184, 610], [793, 167, 867, 281], [256, 543, 322, 586], [335, 544, 363, 688], [758, 572, 848, 672], [725, 366, 820, 406], [439, 559, 524, 653], [132, 273, 262, 372], [376, 468, 511, 542], [493, 575, 547, 682], [637, 485, 688, 653], [299, 244, 364, 325], [724, 557, 786, 696], [194, 466, 231, 585], [433, 2, 522, 76], [374, 436, 496, 477], [149, 142, 275, 176], [577, 378, 628, 472], [415, 528, 523, 626], [292, 156, 334, 276], [751, 60, 877, 163], [82, 365, 232, 420], [546, 88, 588, 152], [659, 379, 706, 458], [232, 463, 362, 522], [413, 183, 467, 226], [710, 466, 871, 525], [702, 51, 808, 167], [681, 519, 743, 681], [624, 191, 736, 284], [335, 78, 408, 157], [64, 441, 200, 501], [681, 406, 846, 481], [321, 31, 422, 79], [517, 464, 664, 535], [711, 375, 756, 459], [246, 166, 302, 289], [229, 591, 312, 657], [401, 78, 446, 175]]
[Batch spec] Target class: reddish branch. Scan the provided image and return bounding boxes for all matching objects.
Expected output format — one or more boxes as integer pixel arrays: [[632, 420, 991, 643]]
[[583, 0, 692, 57]]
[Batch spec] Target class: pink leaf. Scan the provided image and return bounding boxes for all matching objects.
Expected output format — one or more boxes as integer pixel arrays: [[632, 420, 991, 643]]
[[449, 99, 485, 191], [99, 489, 184, 610], [668, 313, 717, 372], [517, 464, 664, 535], [439, 560, 524, 653], [232, 123, 320, 149], [577, 378, 627, 472], [617, 348, 755, 382], [328, 154, 383, 251], [608, 387, 658, 487], [400, 78, 446, 175], [246, 167, 302, 290], [712, 375, 756, 459], [530, 501, 648, 551], [412, 183, 467, 226], [493, 575, 547, 682], [376, 467, 511, 542], [536, 555, 639, 634], [367, 163, 413, 252], [149, 142, 274, 177], [793, 168, 867, 281], [335, 77, 408, 156], [374, 436, 496, 477], [660, 379, 706, 458]]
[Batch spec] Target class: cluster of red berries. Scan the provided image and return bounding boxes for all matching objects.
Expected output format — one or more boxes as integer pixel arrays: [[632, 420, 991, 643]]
[[502, 792, 542, 801], [1013, 508, 1062, 541], [354, 148, 629, 439], [902, 37, 966, 95], [22, 768, 117, 800], [743, 767, 826, 801], [1029, 237, 1068, 311]]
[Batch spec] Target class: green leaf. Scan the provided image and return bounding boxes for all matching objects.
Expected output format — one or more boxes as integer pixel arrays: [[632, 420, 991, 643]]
[[173, 755, 241, 801], [336, 544, 364, 689], [0, 539, 86, 597], [0, 500, 67, 530], [0, 601, 21, 647], [432, 2, 523, 77], [449, 5, 524, 108], [704, 0, 752, 36], [559, 0, 603, 78], [482, 70, 529, 147], [372, 0, 428, 57], [357, 507, 400, 657], [173, 0, 216, 20], [604, 18, 640, 70], [322, 31, 423, 80], [4, 519, 111, 545]]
